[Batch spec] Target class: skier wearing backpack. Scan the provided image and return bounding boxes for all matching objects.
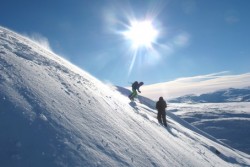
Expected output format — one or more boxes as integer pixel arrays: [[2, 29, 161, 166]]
[[156, 97, 167, 127], [128, 81, 144, 101]]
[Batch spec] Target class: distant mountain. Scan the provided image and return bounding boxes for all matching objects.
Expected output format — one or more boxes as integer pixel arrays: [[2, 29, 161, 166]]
[[169, 87, 250, 103]]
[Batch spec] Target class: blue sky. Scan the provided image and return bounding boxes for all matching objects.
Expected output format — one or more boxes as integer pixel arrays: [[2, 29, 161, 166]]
[[1, 0, 250, 86]]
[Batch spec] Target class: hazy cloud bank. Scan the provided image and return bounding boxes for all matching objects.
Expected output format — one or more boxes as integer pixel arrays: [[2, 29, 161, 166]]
[[142, 72, 250, 100]]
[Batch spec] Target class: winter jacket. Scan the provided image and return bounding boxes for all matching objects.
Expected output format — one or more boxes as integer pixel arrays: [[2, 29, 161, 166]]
[[156, 98, 167, 111]]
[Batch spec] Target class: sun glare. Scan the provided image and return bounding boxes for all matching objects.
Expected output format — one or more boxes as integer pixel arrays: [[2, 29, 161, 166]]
[[123, 20, 158, 49]]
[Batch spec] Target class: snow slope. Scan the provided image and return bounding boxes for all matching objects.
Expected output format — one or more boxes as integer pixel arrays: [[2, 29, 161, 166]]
[[0, 26, 250, 167]]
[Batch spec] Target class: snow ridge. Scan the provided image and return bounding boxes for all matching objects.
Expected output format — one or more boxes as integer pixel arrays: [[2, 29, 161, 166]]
[[0, 26, 249, 167], [169, 87, 250, 103]]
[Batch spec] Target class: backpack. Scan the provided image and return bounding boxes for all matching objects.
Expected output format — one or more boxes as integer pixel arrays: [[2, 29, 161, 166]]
[[132, 81, 138, 89]]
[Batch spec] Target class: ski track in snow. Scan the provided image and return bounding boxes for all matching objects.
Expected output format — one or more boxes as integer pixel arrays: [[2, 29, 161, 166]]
[[0, 26, 250, 167]]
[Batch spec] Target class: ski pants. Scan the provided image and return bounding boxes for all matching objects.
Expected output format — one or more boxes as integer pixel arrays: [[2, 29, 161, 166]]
[[129, 89, 137, 99], [157, 110, 167, 125]]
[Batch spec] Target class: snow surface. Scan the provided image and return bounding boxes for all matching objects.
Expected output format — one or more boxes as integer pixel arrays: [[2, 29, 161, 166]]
[[169, 102, 250, 155], [0, 26, 250, 167]]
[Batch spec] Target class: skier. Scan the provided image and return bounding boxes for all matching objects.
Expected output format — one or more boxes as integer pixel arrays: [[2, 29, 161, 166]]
[[128, 81, 144, 101], [156, 97, 167, 127]]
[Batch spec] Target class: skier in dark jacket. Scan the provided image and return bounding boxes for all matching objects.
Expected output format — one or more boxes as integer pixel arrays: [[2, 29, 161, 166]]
[[129, 81, 144, 101], [156, 97, 167, 127]]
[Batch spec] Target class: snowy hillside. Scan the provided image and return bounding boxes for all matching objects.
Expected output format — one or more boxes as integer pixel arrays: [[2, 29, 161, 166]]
[[169, 88, 250, 103], [0, 26, 250, 167]]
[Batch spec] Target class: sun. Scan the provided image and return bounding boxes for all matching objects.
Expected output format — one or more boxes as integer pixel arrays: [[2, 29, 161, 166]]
[[123, 20, 158, 49]]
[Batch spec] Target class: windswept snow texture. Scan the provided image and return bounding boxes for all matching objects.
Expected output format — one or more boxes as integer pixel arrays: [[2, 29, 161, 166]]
[[169, 88, 250, 103], [170, 102, 250, 155], [0, 26, 250, 167]]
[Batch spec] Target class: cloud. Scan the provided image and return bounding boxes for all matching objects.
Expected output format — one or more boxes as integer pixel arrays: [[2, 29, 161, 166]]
[[142, 72, 250, 100], [225, 16, 239, 24], [158, 32, 190, 58], [224, 10, 240, 24], [175, 71, 230, 83], [173, 32, 190, 47]]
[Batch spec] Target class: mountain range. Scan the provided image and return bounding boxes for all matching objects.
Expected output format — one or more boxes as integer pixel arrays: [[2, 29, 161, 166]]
[[169, 87, 250, 103]]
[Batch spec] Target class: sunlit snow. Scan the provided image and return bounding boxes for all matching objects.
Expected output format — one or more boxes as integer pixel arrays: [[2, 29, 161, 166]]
[[0, 26, 249, 167]]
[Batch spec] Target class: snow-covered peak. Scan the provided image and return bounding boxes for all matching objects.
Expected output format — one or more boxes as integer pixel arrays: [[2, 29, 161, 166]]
[[169, 87, 250, 103], [0, 26, 249, 167]]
